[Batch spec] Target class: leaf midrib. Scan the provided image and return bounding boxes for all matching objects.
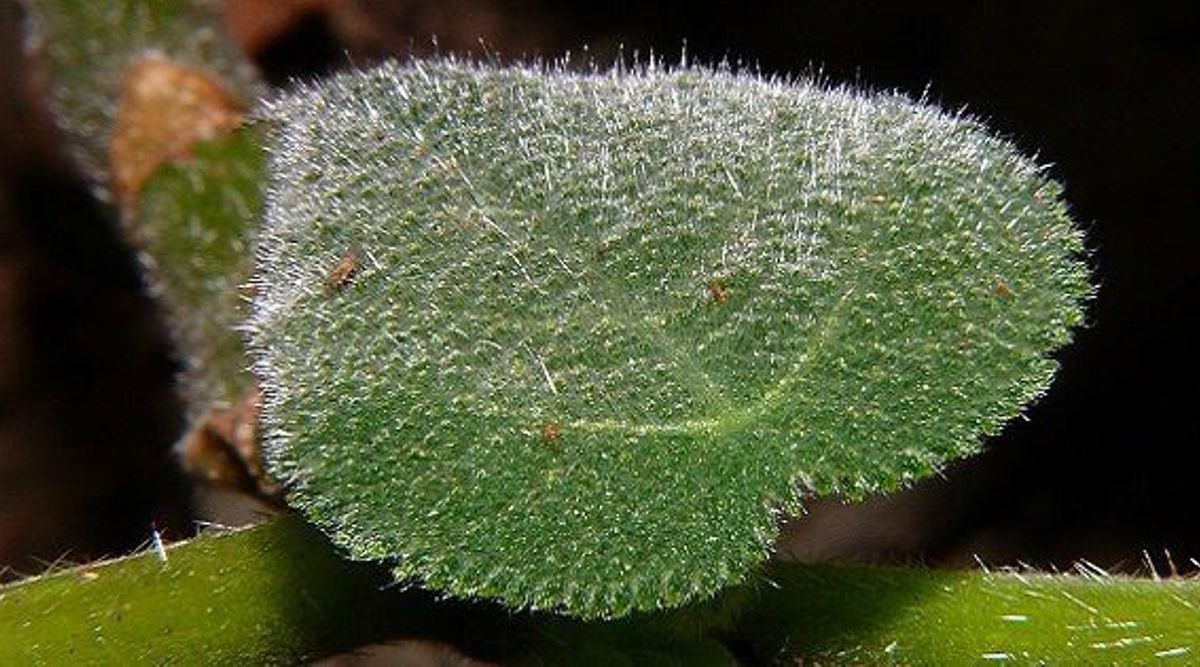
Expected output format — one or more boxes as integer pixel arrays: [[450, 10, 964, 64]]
[[564, 287, 854, 441]]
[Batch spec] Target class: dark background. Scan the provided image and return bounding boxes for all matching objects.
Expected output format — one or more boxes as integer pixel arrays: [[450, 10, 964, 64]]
[[1, 0, 1197, 577]]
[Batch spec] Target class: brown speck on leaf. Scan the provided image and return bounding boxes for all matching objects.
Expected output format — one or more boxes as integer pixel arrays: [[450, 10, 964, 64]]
[[110, 55, 243, 210], [327, 246, 360, 291], [542, 423, 561, 442], [995, 280, 1013, 298], [707, 279, 729, 304]]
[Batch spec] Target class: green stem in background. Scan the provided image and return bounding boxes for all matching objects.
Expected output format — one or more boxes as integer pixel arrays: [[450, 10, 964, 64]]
[[2, 517, 1196, 664], [31, 0, 266, 421], [135, 126, 264, 418], [31, 0, 260, 201]]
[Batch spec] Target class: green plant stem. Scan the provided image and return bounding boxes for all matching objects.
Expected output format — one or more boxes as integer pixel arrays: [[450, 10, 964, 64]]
[[33, 0, 266, 418], [0, 516, 396, 665], [136, 125, 264, 415], [2, 516, 1196, 664], [734, 560, 1200, 663], [33, 0, 260, 194], [0, 515, 732, 665]]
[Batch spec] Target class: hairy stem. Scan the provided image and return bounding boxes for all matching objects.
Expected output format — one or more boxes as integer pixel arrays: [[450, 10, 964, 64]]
[[2, 516, 1195, 664]]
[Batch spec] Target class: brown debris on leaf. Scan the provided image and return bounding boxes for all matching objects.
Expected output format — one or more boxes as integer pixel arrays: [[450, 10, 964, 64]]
[[109, 54, 242, 210], [327, 245, 361, 292], [178, 383, 283, 509], [707, 278, 729, 304]]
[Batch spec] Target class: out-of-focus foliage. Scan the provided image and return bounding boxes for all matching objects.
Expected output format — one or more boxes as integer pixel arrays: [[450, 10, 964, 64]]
[[32, 0, 259, 202], [32, 0, 265, 419]]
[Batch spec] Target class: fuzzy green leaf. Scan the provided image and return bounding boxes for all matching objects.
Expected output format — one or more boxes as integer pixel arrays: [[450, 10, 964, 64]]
[[251, 60, 1090, 617]]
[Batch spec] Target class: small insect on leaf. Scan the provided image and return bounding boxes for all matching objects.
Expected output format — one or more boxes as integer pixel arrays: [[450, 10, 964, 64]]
[[707, 279, 729, 304], [327, 246, 360, 291], [541, 422, 561, 442], [995, 280, 1013, 299]]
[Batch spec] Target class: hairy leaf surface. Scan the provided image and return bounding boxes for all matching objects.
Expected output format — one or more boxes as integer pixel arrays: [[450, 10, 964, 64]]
[[252, 60, 1089, 617]]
